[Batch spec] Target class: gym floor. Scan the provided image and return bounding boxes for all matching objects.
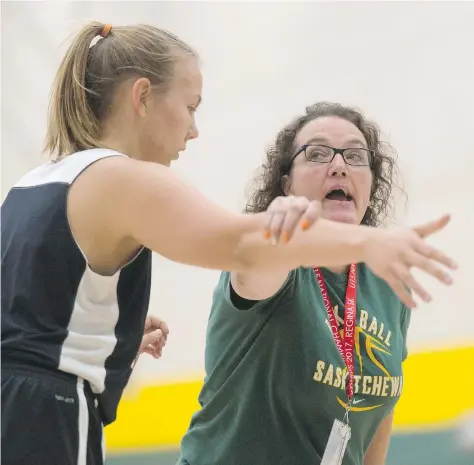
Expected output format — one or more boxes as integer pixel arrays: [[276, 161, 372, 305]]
[[106, 428, 474, 465]]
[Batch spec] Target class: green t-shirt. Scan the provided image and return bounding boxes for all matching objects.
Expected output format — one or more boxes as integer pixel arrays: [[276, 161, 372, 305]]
[[179, 264, 411, 465]]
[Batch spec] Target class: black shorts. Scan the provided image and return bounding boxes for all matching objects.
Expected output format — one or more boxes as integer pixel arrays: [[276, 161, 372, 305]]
[[1, 363, 104, 465]]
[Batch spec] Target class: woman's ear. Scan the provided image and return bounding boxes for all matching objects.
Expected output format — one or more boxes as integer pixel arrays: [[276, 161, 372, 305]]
[[281, 174, 292, 196]]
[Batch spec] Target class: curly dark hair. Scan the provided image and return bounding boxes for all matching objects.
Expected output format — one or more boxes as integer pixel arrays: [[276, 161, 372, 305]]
[[245, 102, 403, 227]]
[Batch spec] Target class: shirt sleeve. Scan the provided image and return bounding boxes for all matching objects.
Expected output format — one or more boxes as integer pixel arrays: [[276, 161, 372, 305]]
[[401, 304, 412, 361], [222, 268, 298, 313]]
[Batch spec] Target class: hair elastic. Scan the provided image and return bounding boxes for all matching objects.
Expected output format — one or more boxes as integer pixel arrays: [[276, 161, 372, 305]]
[[100, 24, 112, 38]]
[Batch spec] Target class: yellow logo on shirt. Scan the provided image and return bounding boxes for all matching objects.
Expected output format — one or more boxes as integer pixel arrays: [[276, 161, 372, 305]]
[[313, 306, 403, 412]]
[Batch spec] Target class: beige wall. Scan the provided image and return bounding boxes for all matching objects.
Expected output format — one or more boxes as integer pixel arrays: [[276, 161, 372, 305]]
[[2, 1, 473, 383]]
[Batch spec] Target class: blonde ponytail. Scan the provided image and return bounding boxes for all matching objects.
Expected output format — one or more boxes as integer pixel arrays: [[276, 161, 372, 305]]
[[44, 21, 196, 161], [45, 22, 105, 160]]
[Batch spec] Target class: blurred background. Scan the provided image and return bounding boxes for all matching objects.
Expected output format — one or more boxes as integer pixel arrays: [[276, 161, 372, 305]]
[[2, 1, 473, 464]]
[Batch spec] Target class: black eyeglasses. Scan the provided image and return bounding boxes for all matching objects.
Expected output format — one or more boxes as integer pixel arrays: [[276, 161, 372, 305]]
[[288, 144, 374, 171]]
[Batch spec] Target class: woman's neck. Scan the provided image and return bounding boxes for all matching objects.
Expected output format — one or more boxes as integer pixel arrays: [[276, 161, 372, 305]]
[[326, 265, 350, 275]]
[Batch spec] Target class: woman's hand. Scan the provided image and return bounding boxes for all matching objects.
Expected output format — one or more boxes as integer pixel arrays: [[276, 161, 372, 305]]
[[265, 195, 321, 245]]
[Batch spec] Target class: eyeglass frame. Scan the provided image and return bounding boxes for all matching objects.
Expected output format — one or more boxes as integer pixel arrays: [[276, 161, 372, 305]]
[[286, 144, 375, 173]]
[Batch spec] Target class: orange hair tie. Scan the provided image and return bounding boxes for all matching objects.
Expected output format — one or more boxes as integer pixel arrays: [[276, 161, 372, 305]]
[[100, 24, 112, 38]]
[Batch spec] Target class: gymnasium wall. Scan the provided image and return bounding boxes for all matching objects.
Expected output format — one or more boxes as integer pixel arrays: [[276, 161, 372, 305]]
[[2, 2, 473, 464]]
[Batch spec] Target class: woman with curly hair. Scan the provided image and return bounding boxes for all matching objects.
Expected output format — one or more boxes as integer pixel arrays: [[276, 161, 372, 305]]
[[178, 102, 457, 465]]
